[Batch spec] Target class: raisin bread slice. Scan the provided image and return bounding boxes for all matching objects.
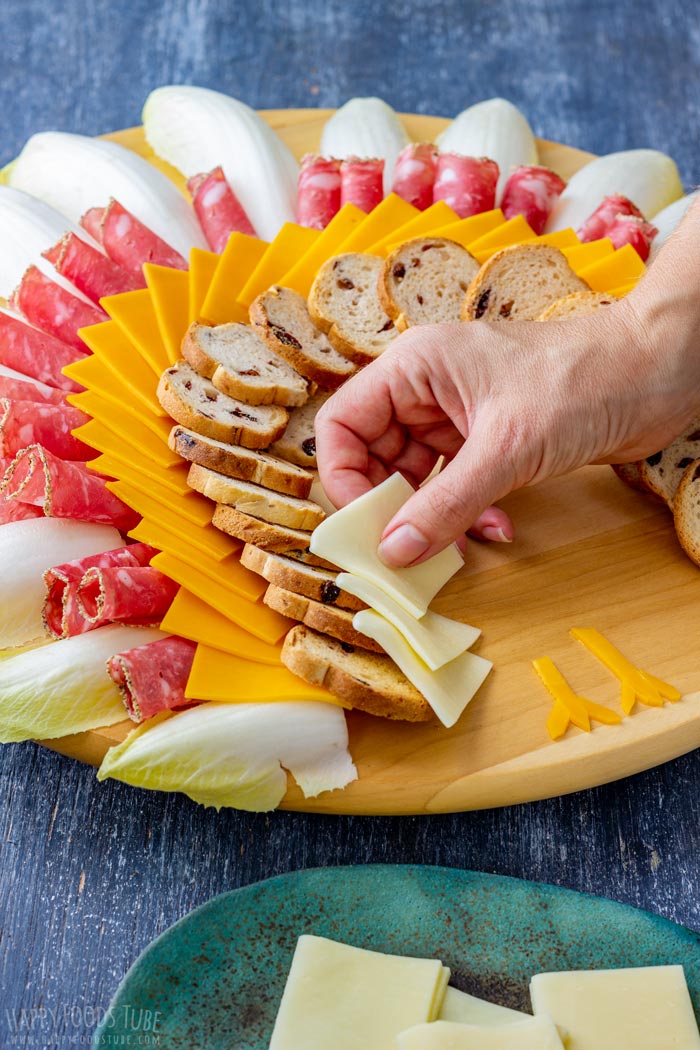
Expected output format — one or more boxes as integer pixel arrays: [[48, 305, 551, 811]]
[[181, 321, 309, 407], [308, 253, 397, 364], [249, 285, 357, 388], [611, 461, 648, 494], [673, 458, 700, 565], [281, 624, 432, 722], [379, 237, 479, 330], [461, 244, 588, 321], [187, 463, 326, 531], [212, 504, 313, 553], [639, 417, 700, 506], [537, 290, 618, 320], [263, 584, 383, 653], [157, 362, 287, 448], [269, 390, 331, 468], [240, 545, 365, 611]]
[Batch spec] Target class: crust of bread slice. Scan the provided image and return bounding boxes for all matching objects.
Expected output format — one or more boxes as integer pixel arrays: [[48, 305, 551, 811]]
[[281, 624, 432, 722], [673, 458, 700, 565], [269, 390, 331, 468], [379, 236, 480, 330], [610, 461, 649, 494], [212, 504, 313, 552], [639, 417, 700, 506], [308, 253, 397, 365], [240, 544, 365, 611], [537, 290, 618, 320], [461, 243, 588, 322], [187, 463, 326, 530], [264, 584, 383, 652], [282, 547, 340, 572]]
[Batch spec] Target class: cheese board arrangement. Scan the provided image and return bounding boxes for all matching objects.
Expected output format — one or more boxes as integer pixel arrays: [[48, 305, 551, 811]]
[[93, 865, 700, 1047], [0, 90, 698, 814]]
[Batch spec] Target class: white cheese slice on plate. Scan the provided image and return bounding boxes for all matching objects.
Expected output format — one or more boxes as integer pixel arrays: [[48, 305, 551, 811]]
[[396, 1016, 565, 1049], [439, 987, 530, 1026]]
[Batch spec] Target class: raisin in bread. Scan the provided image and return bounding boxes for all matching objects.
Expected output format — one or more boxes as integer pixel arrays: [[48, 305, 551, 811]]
[[263, 585, 383, 652], [379, 237, 479, 330], [240, 545, 365, 611], [308, 253, 397, 364], [461, 243, 588, 321], [639, 417, 700, 506], [269, 390, 331, 469]]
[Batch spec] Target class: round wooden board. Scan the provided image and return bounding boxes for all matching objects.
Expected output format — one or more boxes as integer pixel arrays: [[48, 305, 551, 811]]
[[40, 110, 700, 815]]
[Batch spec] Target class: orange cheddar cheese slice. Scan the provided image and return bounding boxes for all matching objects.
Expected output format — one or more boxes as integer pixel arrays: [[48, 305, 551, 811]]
[[608, 280, 639, 297], [63, 354, 141, 418], [74, 321, 165, 417], [236, 222, 320, 307], [279, 204, 366, 295], [201, 232, 268, 324], [188, 247, 220, 324], [562, 238, 614, 270], [68, 388, 175, 450], [161, 588, 282, 665], [337, 194, 419, 254], [104, 467, 213, 527], [578, 244, 646, 292], [73, 418, 180, 472], [143, 264, 191, 364], [150, 540, 263, 601], [129, 517, 248, 590], [126, 503, 240, 562], [426, 208, 505, 251], [88, 453, 192, 498], [101, 288, 170, 376], [185, 643, 343, 705], [368, 200, 459, 256], [533, 228, 580, 249], [468, 214, 537, 263]]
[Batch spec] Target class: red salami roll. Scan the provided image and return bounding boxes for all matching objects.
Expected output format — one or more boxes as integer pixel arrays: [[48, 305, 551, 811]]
[[78, 565, 178, 627], [188, 167, 257, 248], [43, 233, 142, 303], [340, 158, 385, 213], [1, 444, 138, 531], [80, 207, 106, 242], [606, 214, 658, 261], [101, 199, 187, 273], [296, 155, 342, 230], [0, 399, 91, 460], [577, 194, 645, 242], [10, 266, 107, 352], [391, 143, 438, 211], [0, 312, 86, 393], [107, 635, 197, 723], [0, 456, 43, 525], [43, 542, 157, 639], [0, 371, 66, 405], [432, 154, 499, 218], [500, 165, 567, 234]]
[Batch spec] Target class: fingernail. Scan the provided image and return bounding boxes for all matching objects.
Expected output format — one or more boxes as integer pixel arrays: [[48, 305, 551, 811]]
[[481, 526, 512, 543], [378, 523, 430, 566]]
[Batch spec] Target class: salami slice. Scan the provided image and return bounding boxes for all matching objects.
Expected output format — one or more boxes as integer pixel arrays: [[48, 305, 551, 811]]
[[340, 158, 385, 213], [43, 542, 157, 639], [43, 233, 141, 302], [391, 143, 438, 211], [0, 456, 43, 525], [106, 635, 197, 723], [577, 194, 645, 242], [0, 399, 91, 460], [296, 155, 342, 230], [188, 167, 257, 248], [1, 444, 139, 531], [80, 207, 106, 242], [77, 565, 178, 628], [0, 311, 86, 393], [10, 266, 107, 352], [101, 199, 187, 273], [0, 370, 66, 405], [606, 214, 658, 261], [500, 165, 567, 234], [432, 154, 499, 218]]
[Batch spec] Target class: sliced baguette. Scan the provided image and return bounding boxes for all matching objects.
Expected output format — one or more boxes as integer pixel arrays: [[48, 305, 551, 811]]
[[282, 548, 339, 572], [611, 461, 648, 494], [187, 463, 326, 530], [379, 236, 479, 330], [249, 285, 357, 388], [157, 362, 287, 448], [281, 624, 432, 722], [537, 290, 618, 320], [182, 321, 309, 407], [673, 458, 700, 565], [168, 425, 313, 499], [264, 584, 383, 653], [269, 390, 331, 468], [212, 504, 313, 552], [308, 253, 397, 364], [461, 243, 588, 321], [639, 417, 700, 506], [240, 545, 365, 611]]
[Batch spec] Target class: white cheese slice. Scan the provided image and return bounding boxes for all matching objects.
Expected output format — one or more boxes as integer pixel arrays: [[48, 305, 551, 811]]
[[309, 473, 463, 618], [397, 1017, 565, 1048], [530, 966, 700, 1049], [269, 935, 449, 1050], [439, 987, 530, 1026], [353, 609, 492, 728], [337, 572, 480, 670]]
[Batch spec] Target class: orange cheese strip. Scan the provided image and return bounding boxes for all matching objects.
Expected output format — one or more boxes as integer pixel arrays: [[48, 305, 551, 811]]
[[578, 244, 646, 293], [533, 655, 622, 741], [101, 288, 170, 376], [570, 628, 680, 713], [188, 247, 220, 324], [562, 238, 614, 270], [161, 588, 282, 665], [143, 264, 191, 364], [608, 280, 639, 298], [126, 503, 240, 562], [201, 232, 268, 324], [185, 643, 343, 705], [337, 194, 419, 254], [468, 214, 537, 263], [73, 418, 180, 472], [88, 453, 192, 498], [367, 200, 459, 256], [425, 208, 505, 250], [64, 354, 149, 420], [74, 321, 165, 417], [533, 228, 580, 249], [236, 222, 320, 307], [68, 387, 175, 449], [279, 204, 366, 296], [129, 517, 252, 592], [104, 466, 213, 527], [150, 547, 265, 603]]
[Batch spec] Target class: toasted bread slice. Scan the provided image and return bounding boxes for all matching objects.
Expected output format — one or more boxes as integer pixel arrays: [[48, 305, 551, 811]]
[[212, 504, 313, 552], [282, 548, 339, 572], [639, 417, 700, 506], [461, 243, 588, 321], [264, 584, 382, 652], [269, 390, 331, 468], [537, 290, 618, 320], [379, 236, 479, 330], [610, 461, 648, 494], [187, 463, 326, 530], [308, 253, 397, 364], [240, 545, 365, 611], [673, 458, 700, 565]]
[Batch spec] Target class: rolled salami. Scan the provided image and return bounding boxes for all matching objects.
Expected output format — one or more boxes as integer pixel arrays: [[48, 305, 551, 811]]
[[188, 166, 257, 248], [577, 194, 645, 242], [391, 143, 438, 211], [432, 154, 499, 218], [78, 565, 178, 626], [296, 155, 342, 230], [500, 165, 567, 234], [0, 399, 91, 460], [0, 370, 66, 405], [1, 444, 138, 532], [10, 266, 107, 351], [80, 207, 106, 242], [0, 312, 86, 393], [0, 456, 43, 525], [606, 214, 658, 261], [340, 158, 384, 213], [101, 199, 187, 273], [106, 635, 197, 723], [43, 233, 142, 302]]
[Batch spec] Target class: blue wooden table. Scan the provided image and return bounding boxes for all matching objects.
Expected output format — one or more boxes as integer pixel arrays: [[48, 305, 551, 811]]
[[1, 1, 699, 1045]]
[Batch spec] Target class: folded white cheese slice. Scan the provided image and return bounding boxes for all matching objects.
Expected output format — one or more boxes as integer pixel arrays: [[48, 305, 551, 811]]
[[439, 987, 529, 1026], [309, 473, 463, 618], [337, 573, 480, 670], [353, 609, 492, 727], [397, 1017, 565, 1049]]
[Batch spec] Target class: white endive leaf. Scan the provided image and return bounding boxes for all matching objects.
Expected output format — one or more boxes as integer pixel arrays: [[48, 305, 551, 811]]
[[649, 191, 698, 261], [143, 85, 298, 242], [320, 97, 411, 193], [545, 149, 684, 232], [436, 98, 539, 200], [7, 132, 206, 258], [0, 625, 165, 742], [98, 701, 357, 811]]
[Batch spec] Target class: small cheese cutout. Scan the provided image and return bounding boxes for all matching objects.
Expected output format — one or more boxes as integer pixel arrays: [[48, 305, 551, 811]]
[[280, 204, 366, 296], [185, 645, 341, 705], [127, 510, 240, 562], [236, 222, 320, 307], [530, 966, 700, 1050], [68, 322, 166, 417], [578, 244, 646, 291], [396, 1017, 565, 1050], [439, 987, 529, 1027], [143, 264, 191, 364], [88, 454, 192, 498], [562, 238, 614, 269], [269, 935, 449, 1050], [337, 572, 480, 670], [532, 656, 622, 740], [160, 588, 282, 665], [337, 194, 420, 253], [468, 215, 537, 263], [101, 288, 170, 375], [310, 473, 463, 619], [188, 247, 220, 324], [367, 200, 460, 256], [427, 209, 506, 250], [354, 609, 492, 728], [201, 232, 268, 324], [570, 628, 681, 713]]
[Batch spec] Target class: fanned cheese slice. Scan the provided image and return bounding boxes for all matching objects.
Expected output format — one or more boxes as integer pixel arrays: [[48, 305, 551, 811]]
[[427, 209, 505, 251], [185, 645, 340, 705], [338, 193, 419, 253], [160, 588, 282, 665], [562, 237, 614, 269], [353, 609, 492, 728], [396, 1017, 564, 1049], [280, 203, 366, 295], [439, 987, 529, 1027], [72, 321, 167, 417], [468, 215, 537, 263], [201, 232, 268, 323], [310, 473, 463, 618], [101, 288, 170, 375], [368, 200, 459, 256], [188, 247, 220, 324], [237, 222, 319, 306], [269, 935, 449, 1050], [578, 243, 646, 291], [143, 263, 190, 364]]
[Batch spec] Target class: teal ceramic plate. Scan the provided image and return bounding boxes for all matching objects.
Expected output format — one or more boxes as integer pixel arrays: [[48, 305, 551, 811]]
[[94, 865, 700, 1047]]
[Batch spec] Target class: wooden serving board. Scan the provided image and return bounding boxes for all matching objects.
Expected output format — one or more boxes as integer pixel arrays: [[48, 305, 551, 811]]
[[41, 110, 700, 815]]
